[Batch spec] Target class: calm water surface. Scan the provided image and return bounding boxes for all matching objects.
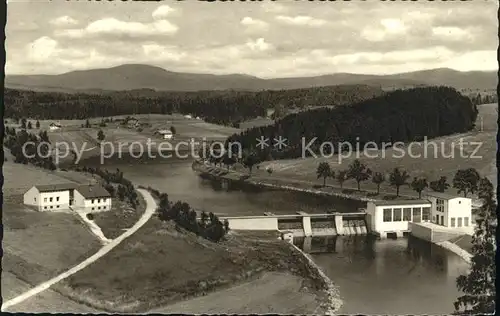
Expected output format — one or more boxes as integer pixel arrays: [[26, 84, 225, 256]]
[[90, 159, 468, 314]]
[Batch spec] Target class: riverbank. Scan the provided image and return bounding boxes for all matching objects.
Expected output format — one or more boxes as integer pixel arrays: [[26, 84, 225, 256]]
[[192, 160, 415, 204], [436, 240, 473, 264]]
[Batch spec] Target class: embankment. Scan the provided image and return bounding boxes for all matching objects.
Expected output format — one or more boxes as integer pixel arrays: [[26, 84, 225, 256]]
[[290, 244, 343, 314], [435, 241, 473, 264], [193, 161, 387, 204]]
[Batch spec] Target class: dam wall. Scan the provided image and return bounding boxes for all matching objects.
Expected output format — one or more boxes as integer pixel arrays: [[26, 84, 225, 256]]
[[221, 212, 368, 237]]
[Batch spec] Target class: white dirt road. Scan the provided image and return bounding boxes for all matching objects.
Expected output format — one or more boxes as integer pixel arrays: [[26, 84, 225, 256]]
[[2, 188, 157, 311]]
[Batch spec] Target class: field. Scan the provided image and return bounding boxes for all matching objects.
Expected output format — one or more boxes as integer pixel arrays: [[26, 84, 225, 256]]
[[150, 272, 320, 314], [6, 114, 242, 164], [254, 103, 497, 199], [2, 194, 102, 303], [2, 161, 93, 196], [57, 219, 329, 313]]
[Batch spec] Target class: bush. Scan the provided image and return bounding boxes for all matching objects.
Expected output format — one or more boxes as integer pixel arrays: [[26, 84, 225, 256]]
[[86, 213, 94, 220]]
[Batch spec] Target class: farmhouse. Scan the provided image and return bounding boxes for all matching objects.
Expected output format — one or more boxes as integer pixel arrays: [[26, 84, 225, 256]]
[[72, 184, 112, 212], [23, 183, 77, 211], [49, 122, 62, 131], [366, 193, 473, 238], [23, 183, 112, 212], [156, 129, 173, 139], [126, 118, 139, 128]]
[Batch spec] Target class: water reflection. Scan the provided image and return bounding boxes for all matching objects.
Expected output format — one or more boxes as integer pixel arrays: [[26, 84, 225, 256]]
[[88, 160, 469, 315], [299, 235, 468, 314]]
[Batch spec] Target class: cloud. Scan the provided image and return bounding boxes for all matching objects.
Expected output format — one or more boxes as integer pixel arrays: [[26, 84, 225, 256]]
[[27, 36, 58, 62], [246, 38, 273, 52], [261, 2, 287, 14], [361, 18, 407, 42], [275, 15, 327, 27], [432, 26, 471, 41], [152, 5, 178, 20], [240, 17, 269, 33], [55, 18, 178, 39], [50, 16, 79, 27], [142, 43, 185, 61]]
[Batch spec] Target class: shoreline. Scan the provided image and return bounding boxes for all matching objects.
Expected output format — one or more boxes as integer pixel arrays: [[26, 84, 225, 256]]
[[192, 160, 394, 203], [436, 240, 473, 264], [290, 244, 343, 314]]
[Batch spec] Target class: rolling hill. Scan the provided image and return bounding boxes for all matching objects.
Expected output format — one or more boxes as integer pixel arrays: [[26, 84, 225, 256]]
[[5, 64, 496, 92]]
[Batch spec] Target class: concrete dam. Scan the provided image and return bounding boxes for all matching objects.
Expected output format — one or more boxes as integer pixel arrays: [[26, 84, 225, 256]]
[[221, 212, 368, 238]]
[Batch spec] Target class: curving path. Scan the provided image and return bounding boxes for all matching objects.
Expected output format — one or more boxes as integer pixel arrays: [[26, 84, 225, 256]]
[[2, 188, 157, 311]]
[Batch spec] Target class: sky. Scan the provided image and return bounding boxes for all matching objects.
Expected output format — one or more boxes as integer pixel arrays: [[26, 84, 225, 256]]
[[6, 0, 498, 78]]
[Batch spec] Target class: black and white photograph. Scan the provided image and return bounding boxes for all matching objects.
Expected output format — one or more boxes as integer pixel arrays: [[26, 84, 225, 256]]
[[1, 0, 497, 314]]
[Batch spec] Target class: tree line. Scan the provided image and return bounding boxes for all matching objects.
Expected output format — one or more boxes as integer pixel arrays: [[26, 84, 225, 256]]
[[145, 186, 229, 242], [4, 84, 382, 127], [227, 87, 478, 161], [315, 159, 482, 198], [3, 126, 56, 170]]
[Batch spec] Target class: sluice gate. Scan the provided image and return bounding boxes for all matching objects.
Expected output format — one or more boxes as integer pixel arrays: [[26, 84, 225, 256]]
[[223, 212, 368, 237]]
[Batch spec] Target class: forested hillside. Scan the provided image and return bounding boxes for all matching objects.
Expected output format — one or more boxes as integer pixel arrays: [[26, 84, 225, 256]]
[[4, 84, 382, 126], [228, 86, 478, 160]]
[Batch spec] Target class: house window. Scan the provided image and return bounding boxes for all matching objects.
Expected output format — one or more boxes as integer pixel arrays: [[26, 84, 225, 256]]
[[464, 217, 469, 227], [422, 207, 431, 221], [103, 206, 106, 210], [50, 197, 53, 202], [50, 206, 53, 209], [383, 208, 392, 222], [92, 207, 95, 211], [56, 197, 60, 201], [451, 218, 456, 227], [432, 215, 436, 223], [91, 199, 95, 204], [44, 206, 47, 209], [34, 197, 36, 202], [393, 208, 402, 221], [436, 199, 444, 212], [98, 206, 101, 210], [412, 208, 421, 223], [57, 205, 60, 208], [403, 208, 411, 221], [44, 198, 47, 202], [98, 198, 101, 203], [457, 217, 462, 227]]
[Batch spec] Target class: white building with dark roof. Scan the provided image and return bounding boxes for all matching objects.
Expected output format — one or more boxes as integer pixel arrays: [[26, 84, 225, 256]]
[[49, 122, 62, 131], [24, 182, 112, 212], [23, 183, 78, 211], [73, 184, 112, 212]]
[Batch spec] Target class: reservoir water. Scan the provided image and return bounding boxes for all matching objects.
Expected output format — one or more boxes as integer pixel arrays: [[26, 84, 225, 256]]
[[87, 158, 469, 314]]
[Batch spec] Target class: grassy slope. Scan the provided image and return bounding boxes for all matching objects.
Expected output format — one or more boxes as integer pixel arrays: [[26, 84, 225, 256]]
[[3, 196, 102, 293], [58, 220, 328, 313], [254, 103, 497, 199], [93, 194, 147, 239], [2, 162, 100, 309]]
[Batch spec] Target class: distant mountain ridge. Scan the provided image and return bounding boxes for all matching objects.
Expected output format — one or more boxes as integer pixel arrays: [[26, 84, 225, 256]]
[[5, 64, 496, 92]]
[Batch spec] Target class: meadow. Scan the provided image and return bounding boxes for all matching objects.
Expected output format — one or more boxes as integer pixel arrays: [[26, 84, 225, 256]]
[[254, 103, 497, 199], [58, 220, 328, 313]]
